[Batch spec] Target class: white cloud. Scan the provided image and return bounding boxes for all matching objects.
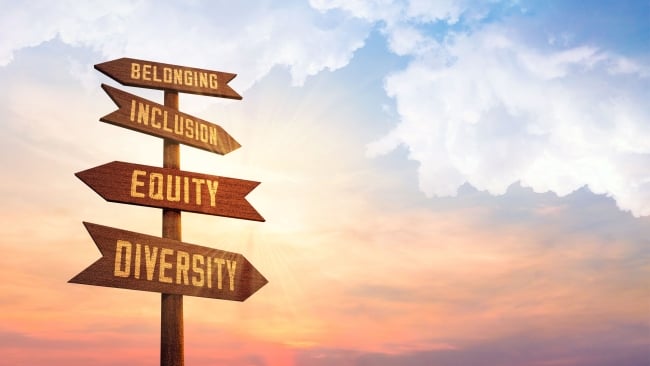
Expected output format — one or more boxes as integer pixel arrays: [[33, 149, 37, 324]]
[[0, 0, 370, 89], [405, 0, 464, 24], [313, 1, 650, 217], [0, 1, 136, 65], [310, 0, 468, 25], [368, 25, 650, 216], [385, 24, 439, 56], [310, 0, 404, 24], [5, 1, 650, 217]]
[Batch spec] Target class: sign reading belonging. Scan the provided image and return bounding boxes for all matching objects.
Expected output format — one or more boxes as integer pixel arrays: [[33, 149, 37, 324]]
[[95, 57, 242, 99]]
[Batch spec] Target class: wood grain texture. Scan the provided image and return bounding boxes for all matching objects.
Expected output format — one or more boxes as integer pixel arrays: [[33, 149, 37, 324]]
[[95, 57, 242, 99], [161, 90, 183, 366], [75, 161, 265, 222], [100, 84, 241, 155], [68, 222, 268, 302], [161, 293, 183, 366]]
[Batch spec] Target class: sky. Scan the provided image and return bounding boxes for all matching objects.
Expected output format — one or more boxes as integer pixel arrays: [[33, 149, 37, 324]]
[[1, 1, 649, 365]]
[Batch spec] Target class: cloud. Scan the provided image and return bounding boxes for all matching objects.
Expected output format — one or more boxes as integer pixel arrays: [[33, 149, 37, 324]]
[[311, 0, 650, 217], [0, 0, 370, 89], [310, 0, 467, 25], [296, 326, 650, 366], [8, 1, 649, 217], [367, 24, 650, 216]]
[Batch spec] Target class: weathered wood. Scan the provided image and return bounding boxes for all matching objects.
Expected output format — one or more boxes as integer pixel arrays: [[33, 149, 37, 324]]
[[161, 294, 183, 366], [68, 222, 269, 302], [75, 161, 265, 222], [75, 57, 266, 366], [95, 57, 242, 99], [100, 84, 241, 155], [161, 90, 183, 366]]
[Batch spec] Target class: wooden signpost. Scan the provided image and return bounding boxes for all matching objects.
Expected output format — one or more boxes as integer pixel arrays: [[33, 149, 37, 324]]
[[71, 58, 265, 366], [76, 161, 264, 222]]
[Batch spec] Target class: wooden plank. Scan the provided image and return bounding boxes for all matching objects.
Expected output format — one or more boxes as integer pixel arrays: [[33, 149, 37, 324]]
[[95, 57, 242, 99], [69, 222, 268, 302], [76, 161, 264, 222], [161, 90, 183, 366], [100, 84, 241, 155]]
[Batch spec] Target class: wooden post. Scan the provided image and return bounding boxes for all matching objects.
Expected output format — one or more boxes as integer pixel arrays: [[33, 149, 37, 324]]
[[161, 90, 183, 366], [75, 58, 264, 366]]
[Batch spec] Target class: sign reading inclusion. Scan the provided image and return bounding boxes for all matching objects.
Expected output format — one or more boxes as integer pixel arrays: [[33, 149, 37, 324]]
[[101, 84, 241, 155]]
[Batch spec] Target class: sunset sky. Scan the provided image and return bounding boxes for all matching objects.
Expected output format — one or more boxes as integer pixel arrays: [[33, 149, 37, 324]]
[[1, 1, 649, 365]]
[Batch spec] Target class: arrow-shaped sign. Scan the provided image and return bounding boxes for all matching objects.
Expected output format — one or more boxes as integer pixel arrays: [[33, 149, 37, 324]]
[[76, 161, 264, 222], [70, 222, 268, 301], [100, 84, 241, 155], [95, 57, 242, 99]]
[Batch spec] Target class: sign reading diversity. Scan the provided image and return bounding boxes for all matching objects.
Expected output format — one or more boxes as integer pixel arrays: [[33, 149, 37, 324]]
[[71, 57, 266, 366], [70, 223, 267, 301]]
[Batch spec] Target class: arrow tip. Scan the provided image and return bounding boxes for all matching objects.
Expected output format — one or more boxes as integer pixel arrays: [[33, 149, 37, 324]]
[[93, 59, 112, 76], [99, 83, 126, 108], [94, 58, 129, 83], [239, 260, 269, 301]]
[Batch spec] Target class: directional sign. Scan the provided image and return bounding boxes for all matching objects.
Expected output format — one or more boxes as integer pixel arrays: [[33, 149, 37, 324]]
[[95, 57, 242, 99], [70, 222, 268, 301], [100, 84, 241, 155], [76, 161, 264, 222]]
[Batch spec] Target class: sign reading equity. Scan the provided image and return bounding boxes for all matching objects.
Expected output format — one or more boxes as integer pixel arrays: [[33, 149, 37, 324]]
[[100, 84, 241, 155], [70, 222, 268, 301], [95, 57, 242, 99], [76, 161, 264, 222]]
